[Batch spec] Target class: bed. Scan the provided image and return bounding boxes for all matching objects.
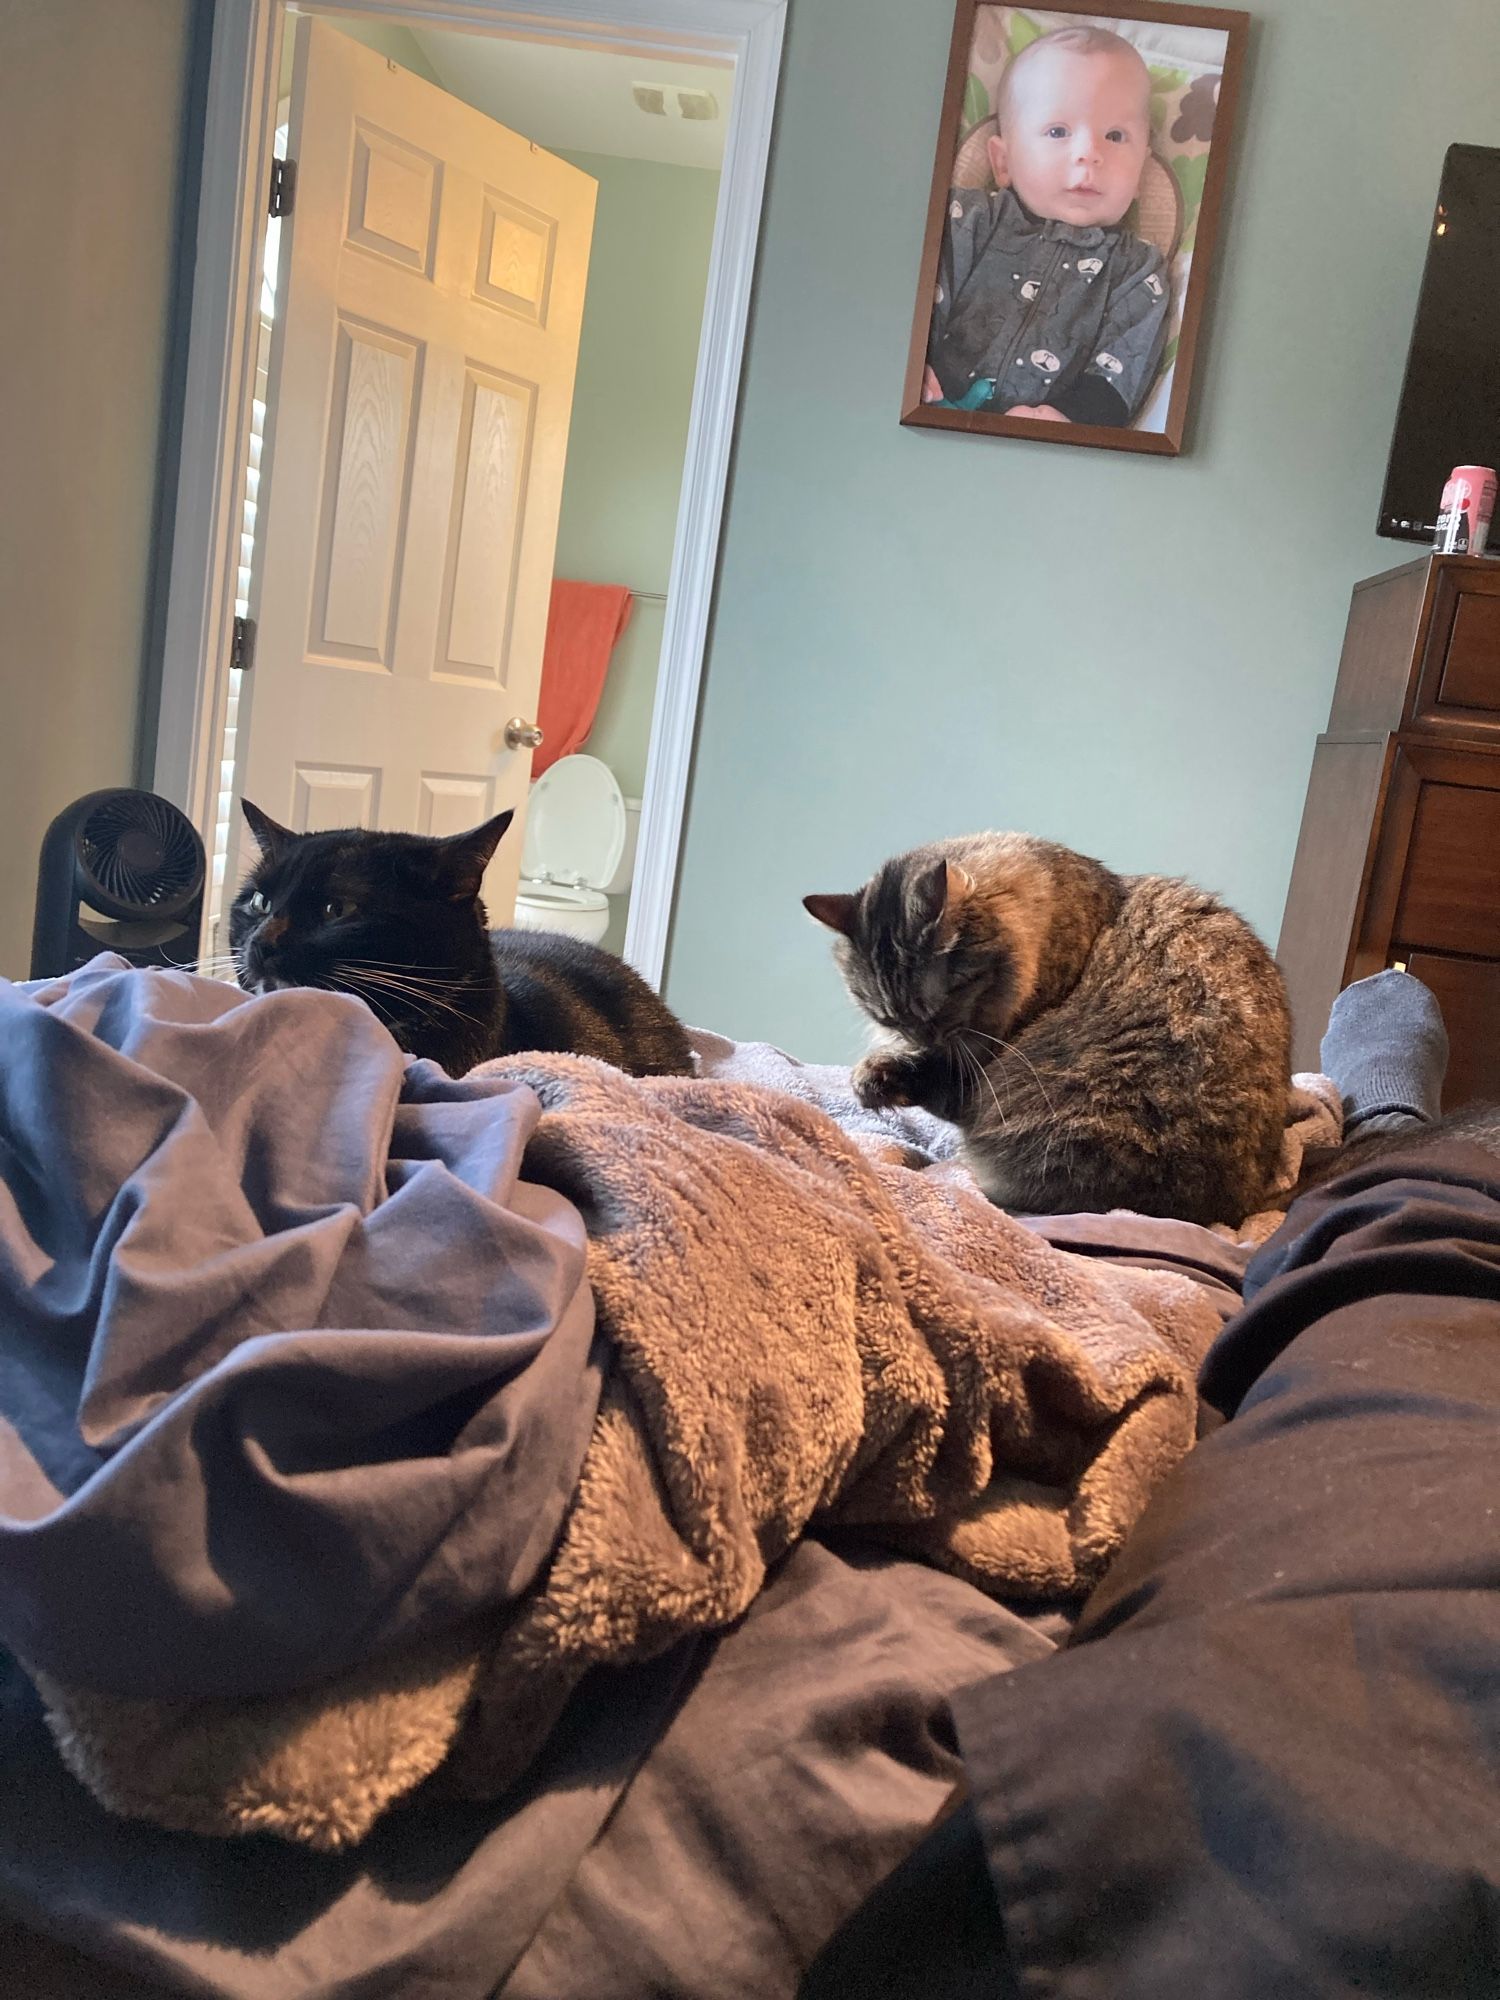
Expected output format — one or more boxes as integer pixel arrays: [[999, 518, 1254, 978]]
[[6, 951, 1475, 2000]]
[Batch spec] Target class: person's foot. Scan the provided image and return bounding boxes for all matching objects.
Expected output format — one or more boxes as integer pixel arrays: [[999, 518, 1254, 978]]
[[1319, 970, 1449, 1135]]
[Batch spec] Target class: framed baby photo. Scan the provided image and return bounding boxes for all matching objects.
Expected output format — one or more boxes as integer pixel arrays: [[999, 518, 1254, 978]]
[[902, 1, 1249, 455]]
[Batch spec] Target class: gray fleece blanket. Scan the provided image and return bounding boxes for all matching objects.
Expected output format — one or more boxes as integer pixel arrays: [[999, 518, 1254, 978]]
[[0, 959, 1334, 1855], [690, 1026, 1344, 1278]]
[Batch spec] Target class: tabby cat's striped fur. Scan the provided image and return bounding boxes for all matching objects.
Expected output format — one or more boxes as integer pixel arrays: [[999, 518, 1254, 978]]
[[805, 833, 1291, 1226]]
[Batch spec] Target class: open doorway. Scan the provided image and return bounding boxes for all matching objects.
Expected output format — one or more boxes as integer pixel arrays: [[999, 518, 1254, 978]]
[[155, 0, 786, 985]]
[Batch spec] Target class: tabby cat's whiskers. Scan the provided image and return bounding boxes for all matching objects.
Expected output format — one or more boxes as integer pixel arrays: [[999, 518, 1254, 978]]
[[960, 1027, 1058, 1120], [955, 1036, 1007, 1130]]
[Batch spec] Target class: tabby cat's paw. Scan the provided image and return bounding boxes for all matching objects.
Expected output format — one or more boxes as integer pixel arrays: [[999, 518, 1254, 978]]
[[853, 1051, 920, 1110]]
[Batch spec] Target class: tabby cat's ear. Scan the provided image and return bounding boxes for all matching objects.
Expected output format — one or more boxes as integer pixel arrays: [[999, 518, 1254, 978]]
[[440, 810, 515, 902], [803, 893, 858, 936], [908, 858, 950, 932], [241, 799, 295, 859], [910, 857, 974, 941], [944, 859, 975, 909], [937, 860, 976, 943]]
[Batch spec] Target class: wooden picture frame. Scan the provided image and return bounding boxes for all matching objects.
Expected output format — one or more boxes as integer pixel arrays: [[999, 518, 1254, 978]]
[[902, 1, 1248, 455]]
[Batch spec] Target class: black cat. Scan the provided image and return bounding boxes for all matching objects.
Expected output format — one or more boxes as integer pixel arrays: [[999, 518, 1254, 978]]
[[228, 801, 694, 1078]]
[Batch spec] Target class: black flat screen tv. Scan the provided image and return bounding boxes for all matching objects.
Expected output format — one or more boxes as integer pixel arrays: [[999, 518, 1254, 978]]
[[1377, 143, 1500, 545]]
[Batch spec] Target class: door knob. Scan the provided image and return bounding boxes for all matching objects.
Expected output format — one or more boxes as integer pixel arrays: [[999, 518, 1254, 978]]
[[504, 717, 544, 751]]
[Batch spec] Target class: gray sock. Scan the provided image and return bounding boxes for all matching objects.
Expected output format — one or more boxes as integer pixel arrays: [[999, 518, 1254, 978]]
[[1319, 970, 1449, 1135]]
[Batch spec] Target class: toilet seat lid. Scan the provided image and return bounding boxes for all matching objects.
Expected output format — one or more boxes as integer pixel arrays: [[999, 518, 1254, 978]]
[[521, 754, 625, 891], [516, 879, 607, 912]]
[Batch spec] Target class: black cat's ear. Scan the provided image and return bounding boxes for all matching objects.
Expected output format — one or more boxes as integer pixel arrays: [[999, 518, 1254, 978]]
[[241, 799, 294, 859], [803, 893, 858, 936], [439, 810, 514, 902]]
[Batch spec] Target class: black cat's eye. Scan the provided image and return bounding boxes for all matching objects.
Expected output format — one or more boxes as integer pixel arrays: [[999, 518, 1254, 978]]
[[323, 898, 350, 922], [246, 890, 268, 916]]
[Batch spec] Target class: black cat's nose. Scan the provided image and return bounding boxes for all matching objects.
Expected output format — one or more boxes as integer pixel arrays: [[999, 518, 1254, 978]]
[[244, 926, 287, 985]]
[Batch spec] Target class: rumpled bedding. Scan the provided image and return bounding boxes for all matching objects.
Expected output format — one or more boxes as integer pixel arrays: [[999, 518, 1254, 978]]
[[689, 1025, 1343, 1232], [689, 1025, 1343, 1291], [0, 1542, 1053, 2000], [0, 958, 1263, 1856], [0, 958, 599, 1698]]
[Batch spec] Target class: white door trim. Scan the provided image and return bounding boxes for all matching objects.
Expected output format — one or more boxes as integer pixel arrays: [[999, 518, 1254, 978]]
[[155, 0, 787, 985]]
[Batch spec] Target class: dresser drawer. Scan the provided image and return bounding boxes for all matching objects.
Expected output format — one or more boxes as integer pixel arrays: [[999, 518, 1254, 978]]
[[1392, 777, 1500, 956], [1438, 591, 1500, 711], [1399, 952, 1500, 1110], [1415, 563, 1500, 726]]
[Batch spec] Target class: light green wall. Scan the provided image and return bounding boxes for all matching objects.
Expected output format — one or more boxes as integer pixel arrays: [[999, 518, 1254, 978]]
[[551, 149, 719, 950], [0, 0, 196, 979], [663, 0, 1500, 1056]]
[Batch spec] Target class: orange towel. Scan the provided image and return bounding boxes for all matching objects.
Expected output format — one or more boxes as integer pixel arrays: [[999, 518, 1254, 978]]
[[534, 582, 635, 778]]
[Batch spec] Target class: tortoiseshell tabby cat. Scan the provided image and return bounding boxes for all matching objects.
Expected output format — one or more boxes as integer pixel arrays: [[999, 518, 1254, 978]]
[[229, 801, 693, 1078], [805, 833, 1291, 1226]]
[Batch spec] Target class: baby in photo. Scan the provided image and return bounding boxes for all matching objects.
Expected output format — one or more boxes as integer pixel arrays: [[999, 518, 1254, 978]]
[[926, 23, 1170, 427]]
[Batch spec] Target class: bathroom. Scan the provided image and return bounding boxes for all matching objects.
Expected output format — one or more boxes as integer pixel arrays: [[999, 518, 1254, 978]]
[[513, 27, 722, 958], [209, 14, 726, 968]]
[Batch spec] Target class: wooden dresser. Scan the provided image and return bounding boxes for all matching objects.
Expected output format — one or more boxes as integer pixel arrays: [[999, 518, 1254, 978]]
[[1278, 553, 1500, 1109]]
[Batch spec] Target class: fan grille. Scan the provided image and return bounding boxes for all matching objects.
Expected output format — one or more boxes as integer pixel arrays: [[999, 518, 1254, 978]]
[[78, 793, 203, 910]]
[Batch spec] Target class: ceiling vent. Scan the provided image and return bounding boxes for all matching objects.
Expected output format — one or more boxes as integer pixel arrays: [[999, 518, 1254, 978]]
[[631, 81, 721, 122]]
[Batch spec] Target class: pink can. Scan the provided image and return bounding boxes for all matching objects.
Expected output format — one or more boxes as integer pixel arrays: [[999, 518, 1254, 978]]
[[1433, 463, 1497, 556]]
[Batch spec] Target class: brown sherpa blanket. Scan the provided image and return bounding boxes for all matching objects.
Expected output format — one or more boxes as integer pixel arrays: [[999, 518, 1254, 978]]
[[31, 1040, 1233, 1853]]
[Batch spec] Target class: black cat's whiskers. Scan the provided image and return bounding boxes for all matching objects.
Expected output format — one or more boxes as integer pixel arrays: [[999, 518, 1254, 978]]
[[330, 964, 489, 1035], [324, 974, 400, 1028], [166, 949, 240, 980], [324, 953, 479, 989], [332, 959, 484, 1007], [322, 972, 417, 1034], [340, 974, 480, 1015]]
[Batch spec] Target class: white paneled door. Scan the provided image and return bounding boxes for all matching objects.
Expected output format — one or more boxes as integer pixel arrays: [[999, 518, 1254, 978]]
[[236, 17, 596, 916]]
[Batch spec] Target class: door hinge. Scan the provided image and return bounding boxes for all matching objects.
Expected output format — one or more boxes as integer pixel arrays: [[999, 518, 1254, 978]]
[[231, 615, 256, 673], [268, 157, 296, 219]]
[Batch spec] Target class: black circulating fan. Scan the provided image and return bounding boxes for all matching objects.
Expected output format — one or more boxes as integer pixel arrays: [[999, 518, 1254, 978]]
[[31, 788, 206, 978]]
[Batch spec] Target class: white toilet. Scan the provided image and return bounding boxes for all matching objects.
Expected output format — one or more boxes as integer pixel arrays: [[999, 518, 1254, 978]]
[[512, 753, 641, 944]]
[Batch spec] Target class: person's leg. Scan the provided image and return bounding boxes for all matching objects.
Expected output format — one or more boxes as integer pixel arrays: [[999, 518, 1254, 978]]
[[958, 1120, 1500, 1997], [798, 1788, 1013, 2000], [808, 1117, 1500, 1997], [1318, 967, 1449, 1136]]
